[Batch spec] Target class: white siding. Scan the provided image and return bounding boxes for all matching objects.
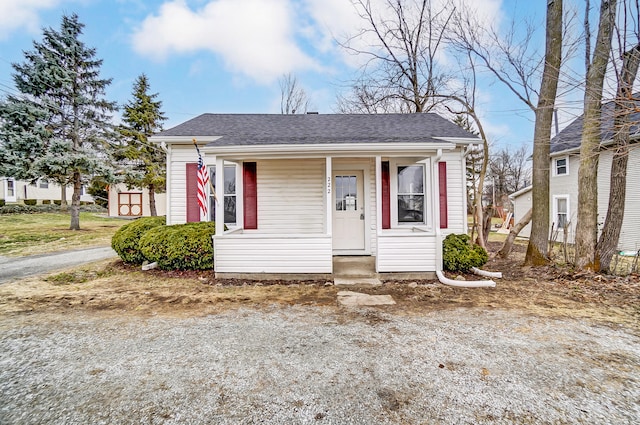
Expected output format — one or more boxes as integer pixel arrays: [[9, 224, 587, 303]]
[[598, 145, 640, 251], [255, 159, 325, 234], [441, 150, 466, 234], [168, 146, 199, 224], [512, 189, 532, 238], [549, 154, 579, 244], [214, 235, 332, 273], [377, 233, 437, 272]]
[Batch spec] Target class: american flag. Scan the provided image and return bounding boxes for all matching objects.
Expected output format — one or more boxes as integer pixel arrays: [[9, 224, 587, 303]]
[[195, 142, 210, 220]]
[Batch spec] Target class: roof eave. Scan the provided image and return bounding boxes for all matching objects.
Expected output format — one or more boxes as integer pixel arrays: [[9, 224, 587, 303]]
[[201, 142, 457, 157]]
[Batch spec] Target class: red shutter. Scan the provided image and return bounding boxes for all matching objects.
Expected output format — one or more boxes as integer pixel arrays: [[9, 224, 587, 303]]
[[186, 162, 200, 223], [381, 161, 390, 229], [243, 162, 258, 229], [438, 161, 448, 229]]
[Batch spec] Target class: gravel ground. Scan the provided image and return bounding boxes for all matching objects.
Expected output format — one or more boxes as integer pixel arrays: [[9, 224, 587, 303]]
[[1, 306, 639, 424]]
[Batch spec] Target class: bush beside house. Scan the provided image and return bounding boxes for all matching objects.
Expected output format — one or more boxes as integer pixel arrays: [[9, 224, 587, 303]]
[[111, 216, 166, 264], [443, 233, 488, 272], [111, 218, 216, 270], [139, 222, 216, 270]]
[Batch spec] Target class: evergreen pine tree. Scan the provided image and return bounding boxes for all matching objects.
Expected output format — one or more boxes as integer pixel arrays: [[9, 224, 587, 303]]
[[118, 74, 167, 216], [0, 14, 117, 229]]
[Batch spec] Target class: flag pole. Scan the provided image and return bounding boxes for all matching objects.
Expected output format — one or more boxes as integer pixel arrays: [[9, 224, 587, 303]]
[[193, 138, 218, 204]]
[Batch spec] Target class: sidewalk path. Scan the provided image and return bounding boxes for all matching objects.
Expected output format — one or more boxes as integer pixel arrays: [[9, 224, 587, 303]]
[[0, 247, 117, 284]]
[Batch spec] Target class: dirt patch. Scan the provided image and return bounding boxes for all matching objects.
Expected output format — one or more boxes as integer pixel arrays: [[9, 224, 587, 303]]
[[0, 242, 638, 328]]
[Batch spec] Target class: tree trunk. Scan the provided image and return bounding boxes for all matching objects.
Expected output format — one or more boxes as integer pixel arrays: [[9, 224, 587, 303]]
[[59, 184, 68, 211], [524, 0, 563, 266], [148, 183, 157, 217], [574, 0, 617, 271], [498, 208, 532, 259], [69, 171, 81, 230], [596, 45, 640, 272]]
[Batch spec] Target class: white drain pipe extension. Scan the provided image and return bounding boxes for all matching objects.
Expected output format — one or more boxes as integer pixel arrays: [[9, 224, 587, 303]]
[[436, 270, 496, 288], [470, 267, 502, 279]]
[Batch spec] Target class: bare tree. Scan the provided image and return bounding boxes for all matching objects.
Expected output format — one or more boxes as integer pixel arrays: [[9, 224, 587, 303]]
[[596, 1, 640, 272], [279, 73, 309, 114], [488, 144, 531, 208], [449, 1, 564, 265], [574, 0, 618, 270], [337, 0, 454, 113]]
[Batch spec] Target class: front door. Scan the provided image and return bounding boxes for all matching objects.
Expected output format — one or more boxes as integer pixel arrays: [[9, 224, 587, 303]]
[[333, 171, 365, 251]]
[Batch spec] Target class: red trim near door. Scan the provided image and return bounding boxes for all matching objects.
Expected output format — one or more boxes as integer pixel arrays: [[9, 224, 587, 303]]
[[186, 163, 200, 222], [381, 161, 390, 229], [243, 162, 258, 229], [438, 162, 448, 229]]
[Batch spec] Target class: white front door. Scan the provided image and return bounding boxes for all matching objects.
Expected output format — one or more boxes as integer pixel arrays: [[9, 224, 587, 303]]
[[332, 171, 365, 251]]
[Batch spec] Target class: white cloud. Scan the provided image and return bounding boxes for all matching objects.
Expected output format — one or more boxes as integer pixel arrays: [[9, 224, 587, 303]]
[[0, 0, 61, 40], [132, 0, 318, 84]]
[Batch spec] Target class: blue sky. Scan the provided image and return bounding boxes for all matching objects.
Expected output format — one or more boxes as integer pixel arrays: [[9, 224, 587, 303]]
[[0, 0, 557, 148]]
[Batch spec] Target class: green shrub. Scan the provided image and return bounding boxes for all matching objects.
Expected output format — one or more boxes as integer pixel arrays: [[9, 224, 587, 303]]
[[442, 233, 488, 272], [0, 200, 4, 207], [111, 216, 166, 264], [42, 200, 51, 204], [139, 221, 216, 270], [54, 200, 61, 205], [23, 199, 37, 206], [0, 204, 38, 214]]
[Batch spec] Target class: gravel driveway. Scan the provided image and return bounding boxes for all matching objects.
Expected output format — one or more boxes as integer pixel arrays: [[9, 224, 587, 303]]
[[1, 306, 638, 424]]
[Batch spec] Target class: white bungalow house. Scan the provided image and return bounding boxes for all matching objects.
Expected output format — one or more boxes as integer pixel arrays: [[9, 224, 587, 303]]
[[151, 113, 480, 277], [1, 177, 93, 205], [511, 97, 640, 251]]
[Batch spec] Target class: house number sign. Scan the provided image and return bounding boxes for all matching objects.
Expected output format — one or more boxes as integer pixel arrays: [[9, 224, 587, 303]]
[[326, 176, 331, 195]]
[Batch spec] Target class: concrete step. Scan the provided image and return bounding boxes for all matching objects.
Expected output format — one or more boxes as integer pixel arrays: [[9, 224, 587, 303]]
[[332, 256, 376, 278], [334, 277, 382, 286]]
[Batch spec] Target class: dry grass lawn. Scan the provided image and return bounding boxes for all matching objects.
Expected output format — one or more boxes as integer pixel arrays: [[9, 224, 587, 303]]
[[1, 242, 638, 330], [0, 212, 126, 257]]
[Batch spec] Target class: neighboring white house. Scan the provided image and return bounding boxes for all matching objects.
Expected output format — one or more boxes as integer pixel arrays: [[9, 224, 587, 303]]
[[511, 97, 640, 251], [151, 113, 479, 278], [0, 177, 93, 204], [509, 185, 532, 238], [107, 183, 166, 217]]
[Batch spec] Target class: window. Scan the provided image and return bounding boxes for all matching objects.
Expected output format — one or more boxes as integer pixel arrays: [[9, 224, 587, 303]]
[[397, 165, 425, 224], [39, 180, 49, 189], [555, 157, 568, 175], [555, 196, 569, 229], [7, 179, 14, 197], [209, 164, 237, 224], [335, 175, 358, 211]]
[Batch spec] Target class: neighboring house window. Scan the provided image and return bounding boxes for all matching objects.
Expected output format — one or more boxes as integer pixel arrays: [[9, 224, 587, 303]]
[[554, 195, 569, 229], [209, 164, 237, 224], [39, 180, 48, 188], [554, 157, 568, 176], [397, 165, 425, 224], [7, 178, 15, 197]]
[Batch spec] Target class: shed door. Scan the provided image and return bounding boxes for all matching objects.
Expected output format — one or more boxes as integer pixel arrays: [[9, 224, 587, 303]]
[[118, 192, 142, 216], [332, 171, 365, 251]]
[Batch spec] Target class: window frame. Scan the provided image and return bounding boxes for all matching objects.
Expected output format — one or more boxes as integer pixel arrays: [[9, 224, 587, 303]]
[[208, 163, 238, 225], [5, 178, 16, 202], [553, 194, 570, 230], [554, 156, 569, 176], [389, 159, 431, 230]]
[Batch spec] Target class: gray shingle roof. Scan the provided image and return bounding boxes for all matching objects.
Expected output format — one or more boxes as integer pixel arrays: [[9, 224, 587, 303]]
[[551, 96, 640, 154], [156, 113, 479, 146]]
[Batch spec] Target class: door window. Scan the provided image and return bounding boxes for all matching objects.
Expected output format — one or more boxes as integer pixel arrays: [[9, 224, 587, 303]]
[[335, 175, 358, 211]]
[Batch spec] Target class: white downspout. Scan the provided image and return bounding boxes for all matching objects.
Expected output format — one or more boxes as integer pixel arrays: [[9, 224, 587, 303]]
[[436, 270, 496, 288]]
